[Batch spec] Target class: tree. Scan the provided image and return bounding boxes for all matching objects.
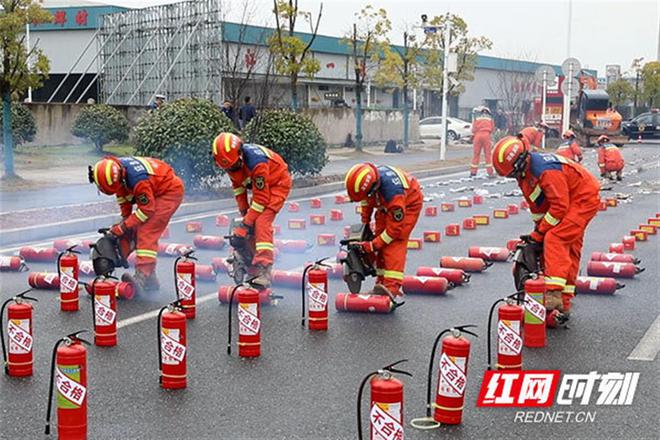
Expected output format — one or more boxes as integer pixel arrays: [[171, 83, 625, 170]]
[[606, 79, 634, 107], [0, 0, 51, 178], [374, 30, 423, 148], [269, 0, 323, 110], [221, 1, 270, 106], [489, 53, 539, 134], [342, 5, 390, 150], [421, 14, 492, 97], [641, 61, 660, 108], [71, 104, 129, 152]]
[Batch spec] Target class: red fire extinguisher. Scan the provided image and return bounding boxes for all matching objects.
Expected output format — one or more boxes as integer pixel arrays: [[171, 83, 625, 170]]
[[301, 258, 331, 331], [523, 277, 546, 348], [357, 360, 412, 440], [486, 292, 524, 371], [90, 277, 118, 347], [410, 325, 478, 430], [1, 289, 38, 377], [0, 256, 28, 272], [174, 250, 197, 319], [44, 330, 90, 439], [57, 245, 81, 312], [157, 300, 187, 389], [227, 285, 261, 358]]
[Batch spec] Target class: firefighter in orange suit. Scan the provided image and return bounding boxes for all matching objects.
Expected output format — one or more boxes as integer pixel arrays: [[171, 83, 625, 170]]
[[212, 133, 292, 289], [492, 137, 600, 318], [344, 163, 423, 297], [518, 121, 550, 150], [470, 107, 495, 177], [556, 130, 583, 162], [596, 135, 624, 181], [89, 156, 185, 292]]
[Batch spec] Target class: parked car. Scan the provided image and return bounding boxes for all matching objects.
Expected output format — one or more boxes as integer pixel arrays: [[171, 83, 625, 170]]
[[622, 109, 660, 139], [419, 116, 472, 141]]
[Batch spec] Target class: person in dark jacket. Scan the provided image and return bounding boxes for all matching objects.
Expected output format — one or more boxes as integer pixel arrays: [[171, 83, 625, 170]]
[[239, 96, 257, 129]]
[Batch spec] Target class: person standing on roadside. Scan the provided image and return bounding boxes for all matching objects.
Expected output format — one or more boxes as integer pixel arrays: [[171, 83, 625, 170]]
[[239, 96, 257, 129]]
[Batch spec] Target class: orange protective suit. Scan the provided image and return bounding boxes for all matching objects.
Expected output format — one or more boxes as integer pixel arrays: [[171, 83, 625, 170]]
[[597, 144, 624, 177], [115, 157, 184, 276], [361, 166, 423, 296], [471, 114, 495, 176], [555, 140, 583, 162], [228, 144, 292, 267], [519, 126, 544, 150], [518, 153, 600, 309]]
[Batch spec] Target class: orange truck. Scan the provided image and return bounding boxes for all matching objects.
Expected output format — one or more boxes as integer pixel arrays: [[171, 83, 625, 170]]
[[572, 89, 627, 147]]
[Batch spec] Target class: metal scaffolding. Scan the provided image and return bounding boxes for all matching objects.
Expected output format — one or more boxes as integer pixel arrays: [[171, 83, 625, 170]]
[[98, 0, 223, 106]]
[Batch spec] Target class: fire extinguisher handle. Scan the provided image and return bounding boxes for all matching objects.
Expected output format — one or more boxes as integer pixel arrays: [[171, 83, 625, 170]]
[[65, 245, 81, 254], [616, 283, 626, 290], [66, 330, 91, 345], [454, 324, 479, 338], [382, 359, 412, 377]]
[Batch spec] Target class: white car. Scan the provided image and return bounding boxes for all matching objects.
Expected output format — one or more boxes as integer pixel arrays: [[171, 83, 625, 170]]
[[419, 116, 473, 141]]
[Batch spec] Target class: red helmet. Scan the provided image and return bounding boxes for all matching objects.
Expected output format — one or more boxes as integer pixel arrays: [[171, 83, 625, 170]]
[[562, 130, 575, 139], [597, 135, 610, 144], [212, 133, 243, 169], [345, 163, 379, 202], [492, 136, 529, 178], [89, 157, 123, 195]]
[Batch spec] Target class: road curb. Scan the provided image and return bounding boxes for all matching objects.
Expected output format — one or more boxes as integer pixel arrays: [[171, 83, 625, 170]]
[[0, 164, 467, 247]]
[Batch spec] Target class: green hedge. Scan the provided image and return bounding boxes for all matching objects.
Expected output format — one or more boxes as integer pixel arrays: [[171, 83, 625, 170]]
[[243, 110, 328, 176], [0, 103, 36, 145], [132, 98, 235, 190], [71, 104, 129, 152]]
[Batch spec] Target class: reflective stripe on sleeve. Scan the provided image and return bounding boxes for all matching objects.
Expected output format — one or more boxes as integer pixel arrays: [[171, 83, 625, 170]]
[[379, 230, 394, 245], [251, 202, 265, 213], [543, 212, 560, 226], [135, 209, 149, 222]]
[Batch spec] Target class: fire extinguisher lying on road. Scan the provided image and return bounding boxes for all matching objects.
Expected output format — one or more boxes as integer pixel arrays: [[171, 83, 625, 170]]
[[486, 292, 525, 371], [226, 284, 262, 358], [575, 276, 625, 295], [28, 272, 60, 290], [0, 256, 28, 272], [174, 250, 197, 319], [44, 330, 90, 438], [157, 300, 187, 389], [57, 245, 81, 312], [357, 359, 412, 440], [1, 289, 38, 377], [301, 258, 331, 331], [410, 325, 478, 429], [415, 267, 471, 285]]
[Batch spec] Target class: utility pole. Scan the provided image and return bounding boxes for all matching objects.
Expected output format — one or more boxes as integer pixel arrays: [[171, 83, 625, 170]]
[[632, 57, 644, 117], [420, 13, 451, 161]]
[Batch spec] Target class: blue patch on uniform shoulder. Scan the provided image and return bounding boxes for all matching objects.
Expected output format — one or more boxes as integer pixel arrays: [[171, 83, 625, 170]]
[[529, 153, 563, 178], [119, 157, 149, 189], [242, 144, 270, 171], [377, 166, 405, 202]]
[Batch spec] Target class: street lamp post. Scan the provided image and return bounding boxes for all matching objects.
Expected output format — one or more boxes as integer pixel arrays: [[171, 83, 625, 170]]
[[421, 14, 452, 161]]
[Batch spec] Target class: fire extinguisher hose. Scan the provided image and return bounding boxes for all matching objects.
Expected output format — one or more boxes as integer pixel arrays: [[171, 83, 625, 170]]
[[44, 331, 89, 435], [0, 289, 36, 375], [226, 284, 243, 356], [410, 325, 478, 430], [356, 360, 412, 440]]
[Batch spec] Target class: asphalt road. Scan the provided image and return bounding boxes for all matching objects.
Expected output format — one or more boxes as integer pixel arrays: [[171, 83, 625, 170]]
[[0, 144, 658, 440]]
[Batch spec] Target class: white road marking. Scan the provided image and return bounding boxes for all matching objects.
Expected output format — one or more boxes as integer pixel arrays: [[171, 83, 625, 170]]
[[117, 291, 218, 329], [117, 263, 308, 330], [627, 314, 660, 361]]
